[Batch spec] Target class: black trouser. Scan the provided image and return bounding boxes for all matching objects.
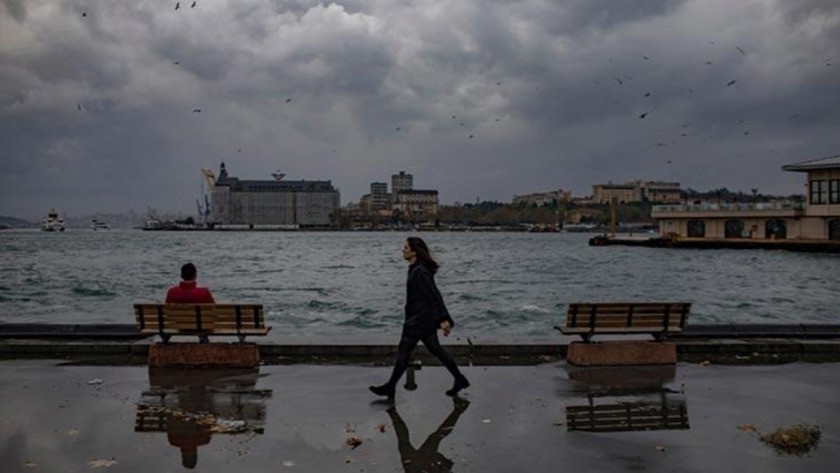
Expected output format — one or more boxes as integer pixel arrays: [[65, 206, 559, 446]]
[[386, 332, 464, 387]]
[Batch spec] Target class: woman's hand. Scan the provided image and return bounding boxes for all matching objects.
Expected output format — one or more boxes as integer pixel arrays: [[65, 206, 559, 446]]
[[440, 320, 452, 336]]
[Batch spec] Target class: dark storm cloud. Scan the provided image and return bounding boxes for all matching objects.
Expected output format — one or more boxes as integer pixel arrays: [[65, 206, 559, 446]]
[[1, 0, 838, 219]]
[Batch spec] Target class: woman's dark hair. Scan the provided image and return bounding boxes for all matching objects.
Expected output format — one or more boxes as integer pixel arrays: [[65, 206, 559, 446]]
[[407, 237, 439, 273]]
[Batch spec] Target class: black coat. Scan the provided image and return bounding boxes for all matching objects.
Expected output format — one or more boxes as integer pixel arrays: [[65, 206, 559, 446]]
[[402, 262, 455, 339]]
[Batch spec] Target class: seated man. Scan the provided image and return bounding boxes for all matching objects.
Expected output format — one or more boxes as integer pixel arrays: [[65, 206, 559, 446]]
[[166, 263, 215, 304], [166, 263, 215, 343]]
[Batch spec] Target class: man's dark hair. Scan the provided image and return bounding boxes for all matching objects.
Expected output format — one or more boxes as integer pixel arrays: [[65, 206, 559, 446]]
[[407, 237, 439, 273], [181, 263, 197, 281]]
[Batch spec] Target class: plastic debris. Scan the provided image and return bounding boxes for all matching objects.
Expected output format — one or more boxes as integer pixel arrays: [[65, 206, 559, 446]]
[[87, 379, 104, 385], [282, 460, 295, 467], [482, 419, 492, 423], [654, 445, 666, 452], [376, 423, 387, 433], [346, 437, 363, 449], [700, 361, 711, 366], [737, 424, 757, 433]]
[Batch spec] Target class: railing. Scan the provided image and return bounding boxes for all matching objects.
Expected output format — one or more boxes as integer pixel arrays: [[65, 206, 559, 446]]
[[653, 202, 805, 213]]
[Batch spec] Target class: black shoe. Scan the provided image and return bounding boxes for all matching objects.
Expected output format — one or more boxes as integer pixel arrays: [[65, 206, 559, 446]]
[[445, 376, 470, 396], [369, 384, 395, 399]]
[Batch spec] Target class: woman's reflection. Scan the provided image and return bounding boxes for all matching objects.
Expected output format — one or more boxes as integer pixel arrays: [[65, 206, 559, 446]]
[[387, 397, 470, 472]]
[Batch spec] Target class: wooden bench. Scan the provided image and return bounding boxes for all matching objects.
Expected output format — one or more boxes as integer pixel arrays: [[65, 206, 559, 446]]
[[555, 302, 691, 343], [134, 303, 271, 343]]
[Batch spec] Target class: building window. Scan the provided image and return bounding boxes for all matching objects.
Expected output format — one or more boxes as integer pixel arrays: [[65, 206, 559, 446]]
[[765, 219, 786, 239], [687, 219, 705, 238], [829, 219, 840, 241], [724, 219, 745, 238], [810, 180, 826, 204], [830, 180, 840, 204]]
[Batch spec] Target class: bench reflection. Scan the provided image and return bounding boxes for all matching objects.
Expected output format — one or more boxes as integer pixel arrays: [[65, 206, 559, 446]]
[[134, 367, 272, 470], [564, 365, 689, 433]]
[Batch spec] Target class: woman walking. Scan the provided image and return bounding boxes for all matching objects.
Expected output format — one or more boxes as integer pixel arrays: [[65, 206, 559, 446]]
[[370, 237, 470, 400]]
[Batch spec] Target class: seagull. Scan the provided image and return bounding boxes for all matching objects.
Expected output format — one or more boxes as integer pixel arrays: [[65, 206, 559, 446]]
[[468, 134, 474, 139], [644, 56, 650, 60], [655, 142, 666, 147], [790, 114, 801, 119], [727, 80, 737, 86], [496, 81, 501, 85], [644, 92, 651, 97], [395, 126, 401, 131], [451, 115, 456, 119], [175, 2, 180, 10], [638, 112, 649, 119], [173, 61, 180, 65], [743, 131, 749, 135], [192, 108, 201, 113], [285, 98, 291, 103], [736, 46, 746, 55], [615, 77, 623, 86], [705, 61, 714, 65], [191, 1, 196, 7], [82, 12, 87, 17], [77, 103, 82, 111]]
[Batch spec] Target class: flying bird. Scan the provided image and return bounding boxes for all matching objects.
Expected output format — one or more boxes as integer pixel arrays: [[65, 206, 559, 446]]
[[644, 56, 650, 60], [655, 142, 666, 147], [173, 61, 180, 65], [191, 1, 197, 7], [175, 2, 180, 10], [77, 103, 82, 111], [285, 98, 291, 103], [451, 115, 456, 119], [192, 108, 201, 113], [643, 92, 651, 97], [790, 114, 801, 119], [638, 112, 649, 119], [705, 61, 714, 65], [736, 46, 746, 55], [743, 131, 749, 135], [82, 12, 87, 17], [395, 126, 401, 131], [615, 77, 623, 86], [468, 134, 474, 139], [726, 80, 737, 86]]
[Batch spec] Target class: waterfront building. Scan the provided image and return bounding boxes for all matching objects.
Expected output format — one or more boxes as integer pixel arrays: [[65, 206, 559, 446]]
[[592, 180, 682, 204], [391, 171, 413, 204], [210, 163, 340, 227], [513, 189, 571, 206], [394, 190, 439, 218], [592, 183, 640, 203], [652, 154, 840, 240], [370, 182, 391, 211]]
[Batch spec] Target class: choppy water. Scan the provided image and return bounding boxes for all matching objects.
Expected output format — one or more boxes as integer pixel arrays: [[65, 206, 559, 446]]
[[0, 229, 837, 342]]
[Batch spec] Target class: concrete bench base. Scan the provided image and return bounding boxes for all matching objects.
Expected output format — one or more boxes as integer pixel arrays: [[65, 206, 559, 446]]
[[566, 341, 676, 366], [148, 342, 260, 368]]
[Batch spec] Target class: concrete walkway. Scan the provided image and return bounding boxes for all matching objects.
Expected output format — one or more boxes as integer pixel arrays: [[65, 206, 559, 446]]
[[1, 360, 838, 472]]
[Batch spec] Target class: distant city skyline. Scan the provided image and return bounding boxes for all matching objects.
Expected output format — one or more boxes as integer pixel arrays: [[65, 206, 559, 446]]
[[2, 0, 838, 219]]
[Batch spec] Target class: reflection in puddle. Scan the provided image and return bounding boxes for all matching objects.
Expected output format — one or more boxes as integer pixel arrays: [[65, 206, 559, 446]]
[[564, 365, 689, 433], [386, 396, 469, 472], [134, 368, 272, 469]]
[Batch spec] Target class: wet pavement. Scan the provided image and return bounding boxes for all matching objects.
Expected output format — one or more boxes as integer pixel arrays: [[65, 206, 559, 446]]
[[1, 360, 838, 472]]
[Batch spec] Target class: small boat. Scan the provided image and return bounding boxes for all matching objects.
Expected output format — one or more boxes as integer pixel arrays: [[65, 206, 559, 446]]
[[91, 218, 109, 230], [41, 208, 65, 232]]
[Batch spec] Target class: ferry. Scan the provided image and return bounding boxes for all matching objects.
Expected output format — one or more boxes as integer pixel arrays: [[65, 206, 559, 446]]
[[91, 218, 109, 231], [41, 208, 65, 232]]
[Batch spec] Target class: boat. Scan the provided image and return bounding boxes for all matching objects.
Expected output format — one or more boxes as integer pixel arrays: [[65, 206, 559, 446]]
[[91, 218, 109, 231], [41, 208, 65, 232]]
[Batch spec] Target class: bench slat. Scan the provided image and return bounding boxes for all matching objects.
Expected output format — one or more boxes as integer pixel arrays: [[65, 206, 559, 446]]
[[561, 302, 691, 341], [134, 303, 269, 340]]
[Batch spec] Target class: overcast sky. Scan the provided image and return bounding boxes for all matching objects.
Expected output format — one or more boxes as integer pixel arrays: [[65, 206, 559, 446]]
[[1, 0, 838, 219]]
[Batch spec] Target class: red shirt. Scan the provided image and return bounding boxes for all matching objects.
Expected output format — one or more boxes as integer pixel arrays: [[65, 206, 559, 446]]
[[165, 280, 215, 304]]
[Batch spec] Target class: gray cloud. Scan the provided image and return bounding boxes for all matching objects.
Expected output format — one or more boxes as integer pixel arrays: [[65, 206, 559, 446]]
[[1, 0, 838, 219]]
